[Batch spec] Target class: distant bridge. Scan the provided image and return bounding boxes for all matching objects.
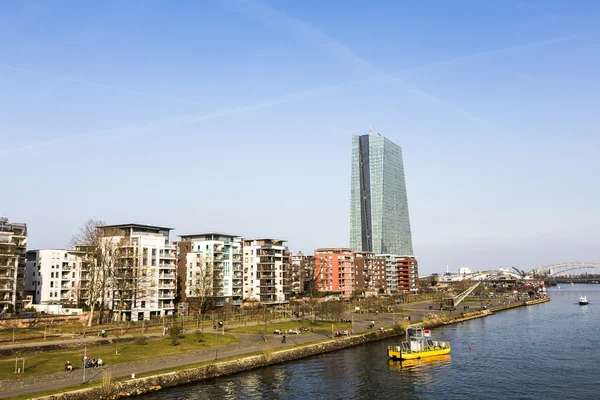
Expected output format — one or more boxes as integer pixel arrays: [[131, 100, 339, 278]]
[[530, 262, 600, 277]]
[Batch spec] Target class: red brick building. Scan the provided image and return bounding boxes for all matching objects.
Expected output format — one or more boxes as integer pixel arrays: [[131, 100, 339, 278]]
[[354, 252, 386, 293], [397, 255, 418, 293], [175, 240, 192, 303], [314, 248, 354, 296], [314, 249, 388, 297]]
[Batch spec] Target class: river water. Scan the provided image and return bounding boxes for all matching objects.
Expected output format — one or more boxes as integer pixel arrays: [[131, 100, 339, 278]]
[[142, 285, 599, 399]]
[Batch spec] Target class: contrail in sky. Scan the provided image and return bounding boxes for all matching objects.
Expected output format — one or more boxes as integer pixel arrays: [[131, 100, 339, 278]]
[[0, 63, 203, 107], [0, 2, 575, 156]]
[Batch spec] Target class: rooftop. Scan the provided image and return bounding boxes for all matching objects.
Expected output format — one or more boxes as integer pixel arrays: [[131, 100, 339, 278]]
[[99, 223, 173, 231], [179, 232, 240, 240]]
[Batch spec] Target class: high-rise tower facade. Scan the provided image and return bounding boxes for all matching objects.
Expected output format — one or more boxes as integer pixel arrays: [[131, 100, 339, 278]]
[[350, 133, 414, 255]]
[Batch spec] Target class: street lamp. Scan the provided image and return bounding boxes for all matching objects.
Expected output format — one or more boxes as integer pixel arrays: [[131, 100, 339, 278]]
[[82, 344, 87, 384]]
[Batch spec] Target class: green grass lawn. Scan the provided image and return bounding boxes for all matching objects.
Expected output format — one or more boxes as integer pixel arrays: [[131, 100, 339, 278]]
[[0, 332, 237, 381], [226, 320, 351, 334]]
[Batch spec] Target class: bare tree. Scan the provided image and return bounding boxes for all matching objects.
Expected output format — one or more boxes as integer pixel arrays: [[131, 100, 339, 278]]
[[103, 235, 153, 322], [70, 220, 110, 327], [304, 257, 321, 297], [187, 254, 214, 329]]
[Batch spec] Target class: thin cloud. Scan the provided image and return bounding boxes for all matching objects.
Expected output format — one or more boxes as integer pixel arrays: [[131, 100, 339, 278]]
[[0, 63, 204, 107], [0, 77, 375, 156], [399, 35, 576, 79], [229, 0, 489, 124], [2, 2, 575, 154]]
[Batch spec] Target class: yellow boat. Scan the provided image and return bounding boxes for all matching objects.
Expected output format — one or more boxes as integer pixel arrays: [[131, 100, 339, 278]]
[[388, 325, 451, 360]]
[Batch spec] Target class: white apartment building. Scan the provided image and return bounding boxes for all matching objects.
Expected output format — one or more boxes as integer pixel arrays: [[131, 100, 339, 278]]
[[243, 238, 290, 304], [179, 233, 243, 308], [380, 254, 399, 293], [99, 224, 176, 321], [25, 250, 84, 305], [0, 218, 27, 312]]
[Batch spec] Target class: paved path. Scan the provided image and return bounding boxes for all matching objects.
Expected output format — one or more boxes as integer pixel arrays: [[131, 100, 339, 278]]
[[0, 307, 442, 398], [0, 330, 337, 399]]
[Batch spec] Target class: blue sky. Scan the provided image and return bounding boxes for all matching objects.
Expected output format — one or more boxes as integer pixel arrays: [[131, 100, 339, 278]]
[[2, 0, 599, 274]]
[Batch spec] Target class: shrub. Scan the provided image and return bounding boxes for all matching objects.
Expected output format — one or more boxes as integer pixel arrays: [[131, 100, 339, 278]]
[[134, 335, 148, 346], [195, 330, 204, 343], [169, 325, 184, 346]]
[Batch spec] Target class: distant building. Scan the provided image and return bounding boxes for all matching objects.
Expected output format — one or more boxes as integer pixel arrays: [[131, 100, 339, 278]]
[[458, 267, 472, 276], [25, 249, 85, 305], [0, 218, 27, 312], [179, 233, 243, 309], [350, 133, 414, 255], [98, 223, 177, 321], [243, 238, 290, 304]]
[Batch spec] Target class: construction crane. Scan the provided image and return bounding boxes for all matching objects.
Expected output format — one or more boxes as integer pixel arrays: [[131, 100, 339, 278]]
[[512, 267, 529, 279], [440, 282, 481, 310]]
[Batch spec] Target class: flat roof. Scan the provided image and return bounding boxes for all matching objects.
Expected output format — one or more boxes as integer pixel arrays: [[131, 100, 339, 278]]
[[244, 238, 287, 242], [179, 232, 240, 239], [315, 248, 353, 252], [100, 223, 173, 231]]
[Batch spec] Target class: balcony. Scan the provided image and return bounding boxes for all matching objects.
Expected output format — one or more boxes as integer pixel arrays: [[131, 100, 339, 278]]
[[159, 252, 176, 260], [159, 284, 176, 290], [159, 261, 175, 267], [159, 273, 175, 279], [159, 302, 175, 309], [158, 292, 175, 299]]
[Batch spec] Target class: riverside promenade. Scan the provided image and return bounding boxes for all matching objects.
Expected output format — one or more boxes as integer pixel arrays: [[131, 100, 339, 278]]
[[0, 297, 549, 399]]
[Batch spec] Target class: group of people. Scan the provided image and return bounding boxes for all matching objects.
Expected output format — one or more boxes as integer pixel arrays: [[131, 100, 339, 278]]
[[213, 321, 224, 330], [64, 357, 103, 372], [82, 356, 103, 369], [334, 330, 353, 337], [273, 327, 309, 336]]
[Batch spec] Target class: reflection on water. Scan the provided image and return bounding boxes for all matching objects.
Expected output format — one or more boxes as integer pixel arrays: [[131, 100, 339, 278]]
[[141, 285, 600, 400], [388, 355, 452, 372]]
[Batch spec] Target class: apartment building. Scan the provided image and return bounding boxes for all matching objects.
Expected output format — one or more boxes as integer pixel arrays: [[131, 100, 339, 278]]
[[98, 223, 177, 321], [380, 254, 398, 293], [25, 249, 85, 305], [397, 255, 419, 293], [354, 251, 386, 293], [0, 218, 27, 313], [314, 248, 354, 296], [291, 251, 314, 294], [180, 233, 243, 309], [243, 238, 290, 304]]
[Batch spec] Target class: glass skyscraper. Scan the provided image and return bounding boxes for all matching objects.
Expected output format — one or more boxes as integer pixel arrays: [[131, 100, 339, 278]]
[[350, 133, 414, 256]]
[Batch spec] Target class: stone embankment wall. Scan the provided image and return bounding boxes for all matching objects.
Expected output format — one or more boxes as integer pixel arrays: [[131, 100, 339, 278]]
[[36, 297, 551, 400]]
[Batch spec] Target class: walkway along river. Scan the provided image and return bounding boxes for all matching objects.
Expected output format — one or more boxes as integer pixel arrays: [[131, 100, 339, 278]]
[[138, 286, 599, 400]]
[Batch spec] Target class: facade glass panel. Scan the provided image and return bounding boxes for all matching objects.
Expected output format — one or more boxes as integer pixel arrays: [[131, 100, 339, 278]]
[[350, 134, 413, 256]]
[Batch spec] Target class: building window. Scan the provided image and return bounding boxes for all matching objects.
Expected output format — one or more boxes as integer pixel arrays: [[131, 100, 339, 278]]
[[50, 282, 53, 288]]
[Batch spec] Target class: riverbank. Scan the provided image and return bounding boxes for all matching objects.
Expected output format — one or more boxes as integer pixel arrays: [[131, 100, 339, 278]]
[[32, 296, 550, 400]]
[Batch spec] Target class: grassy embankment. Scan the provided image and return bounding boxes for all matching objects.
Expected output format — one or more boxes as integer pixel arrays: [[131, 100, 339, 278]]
[[0, 333, 236, 381]]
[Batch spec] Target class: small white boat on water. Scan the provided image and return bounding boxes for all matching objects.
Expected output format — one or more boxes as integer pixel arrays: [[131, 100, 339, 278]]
[[579, 296, 589, 305]]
